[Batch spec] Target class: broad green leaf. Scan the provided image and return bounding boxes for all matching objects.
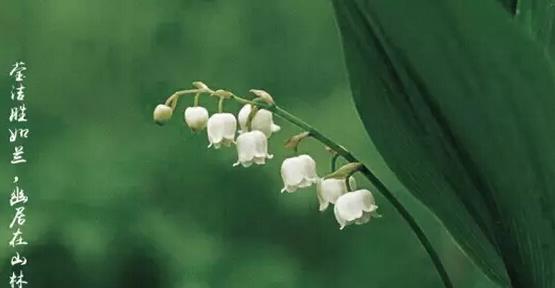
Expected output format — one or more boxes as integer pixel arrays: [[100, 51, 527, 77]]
[[332, 0, 555, 287], [498, 0, 518, 14], [514, 0, 555, 46], [496, 0, 555, 50]]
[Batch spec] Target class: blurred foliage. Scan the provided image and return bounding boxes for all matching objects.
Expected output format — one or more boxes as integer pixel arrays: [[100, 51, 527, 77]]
[[0, 0, 500, 287]]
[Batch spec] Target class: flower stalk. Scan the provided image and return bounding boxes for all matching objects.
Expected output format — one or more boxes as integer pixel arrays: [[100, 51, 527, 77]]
[[157, 84, 453, 288], [193, 92, 201, 107], [218, 97, 225, 113], [330, 152, 340, 172]]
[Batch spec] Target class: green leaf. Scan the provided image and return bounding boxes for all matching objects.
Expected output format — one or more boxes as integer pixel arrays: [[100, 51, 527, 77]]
[[498, 0, 518, 14], [332, 0, 555, 287], [496, 0, 555, 50], [514, 0, 555, 46]]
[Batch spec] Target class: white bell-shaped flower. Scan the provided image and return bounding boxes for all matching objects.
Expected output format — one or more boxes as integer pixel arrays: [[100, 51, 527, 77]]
[[316, 177, 356, 211], [334, 189, 379, 230], [184, 106, 209, 132], [207, 113, 237, 149], [233, 130, 273, 167], [153, 104, 173, 125], [280, 154, 319, 193], [237, 104, 280, 138]]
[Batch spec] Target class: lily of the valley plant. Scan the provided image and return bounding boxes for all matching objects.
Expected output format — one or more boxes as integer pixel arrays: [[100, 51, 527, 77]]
[[153, 81, 453, 287], [153, 81, 381, 229]]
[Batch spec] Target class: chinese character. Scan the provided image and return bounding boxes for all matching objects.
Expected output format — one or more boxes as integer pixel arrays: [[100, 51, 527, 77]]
[[9, 62, 26, 82], [9, 128, 30, 143], [11, 252, 27, 266], [11, 146, 26, 164], [9, 104, 27, 122], [8, 228, 28, 247], [9, 207, 26, 229], [10, 83, 25, 101], [9, 270, 28, 288], [10, 186, 28, 207]]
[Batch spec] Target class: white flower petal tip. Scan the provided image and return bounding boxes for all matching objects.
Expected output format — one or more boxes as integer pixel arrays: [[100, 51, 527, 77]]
[[281, 185, 299, 193], [280, 186, 297, 193], [318, 202, 329, 212], [271, 124, 281, 133], [234, 130, 272, 167], [207, 113, 237, 149], [153, 104, 173, 125], [184, 106, 209, 131], [234, 161, 253, 168], [316, 177, 356, 211], [280, 154, 319, 193], [334, 189, 379, 229], [237, 104, 280, 137]]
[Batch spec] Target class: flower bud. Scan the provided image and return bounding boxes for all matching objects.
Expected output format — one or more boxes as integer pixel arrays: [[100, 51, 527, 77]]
[[207, 113, 237, 149], [334, 189, 379, 230], [249, 89, 274, 104], [192, 81, 210, 92], [237, 104, 280, 138], [284, 131, 310, 150], [280, 154, 319, 193], [316, 177, 356, 211], [184, 106, 209, 132], [233, 130, 273, 167], [325, 162, 363, 179], [153, 104, 173, 125]]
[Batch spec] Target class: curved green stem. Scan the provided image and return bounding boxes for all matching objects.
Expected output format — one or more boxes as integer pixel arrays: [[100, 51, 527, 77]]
[[230, 94, 453, 288], [164, 88, 452, 288]]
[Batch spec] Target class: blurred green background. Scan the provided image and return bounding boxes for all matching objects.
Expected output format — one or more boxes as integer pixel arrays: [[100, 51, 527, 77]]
[[0, 0, 500, 287]]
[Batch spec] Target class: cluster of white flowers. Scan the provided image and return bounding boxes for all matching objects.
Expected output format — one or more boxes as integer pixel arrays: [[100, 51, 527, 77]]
[[153, 86, 380, 229]]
